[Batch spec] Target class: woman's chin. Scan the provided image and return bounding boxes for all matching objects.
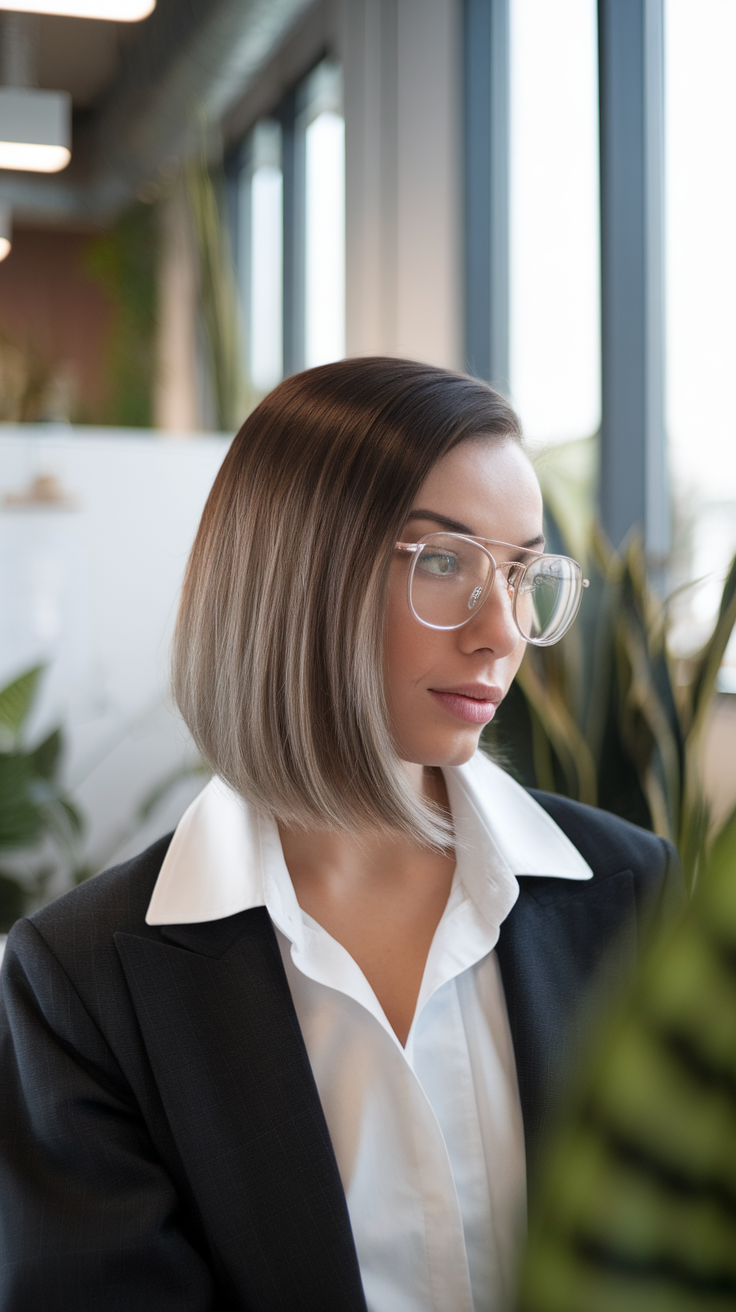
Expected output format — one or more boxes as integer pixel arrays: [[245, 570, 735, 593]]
[[404, 728, 484, 770], [442, 735, 484, 767]]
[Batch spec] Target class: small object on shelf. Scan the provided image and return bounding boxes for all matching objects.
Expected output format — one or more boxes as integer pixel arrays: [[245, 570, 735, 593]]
[[3, 472, 77, 509]]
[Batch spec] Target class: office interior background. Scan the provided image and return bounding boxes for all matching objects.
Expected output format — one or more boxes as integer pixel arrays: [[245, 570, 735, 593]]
[[0, 0, 734, 937]]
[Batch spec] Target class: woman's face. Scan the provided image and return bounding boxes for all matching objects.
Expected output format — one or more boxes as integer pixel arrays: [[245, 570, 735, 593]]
[[384, 437, 544, 768]]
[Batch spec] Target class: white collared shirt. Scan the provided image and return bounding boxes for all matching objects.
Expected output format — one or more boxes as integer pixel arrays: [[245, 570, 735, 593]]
[[146, 752, 591, 1312]]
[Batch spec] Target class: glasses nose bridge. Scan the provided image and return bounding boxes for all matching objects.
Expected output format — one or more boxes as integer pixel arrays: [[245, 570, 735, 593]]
[[468, 547, 520, 639], [470, 540, 519, 585], [471, 542, 501, 612], [494, 557, 517, 586]]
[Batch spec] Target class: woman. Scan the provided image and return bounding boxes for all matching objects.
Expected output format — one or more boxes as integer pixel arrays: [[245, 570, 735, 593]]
[[0, 358, 681, 1311]]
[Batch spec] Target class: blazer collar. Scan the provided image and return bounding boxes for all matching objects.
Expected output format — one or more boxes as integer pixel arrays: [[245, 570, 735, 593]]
[[145, 752, 592, 929]]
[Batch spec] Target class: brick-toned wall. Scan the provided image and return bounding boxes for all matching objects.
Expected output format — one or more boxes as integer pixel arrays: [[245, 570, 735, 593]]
[[0, 225, 114, 421]]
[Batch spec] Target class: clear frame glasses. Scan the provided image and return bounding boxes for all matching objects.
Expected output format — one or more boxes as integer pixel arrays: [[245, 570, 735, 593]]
[[395, 533, 589, 646]]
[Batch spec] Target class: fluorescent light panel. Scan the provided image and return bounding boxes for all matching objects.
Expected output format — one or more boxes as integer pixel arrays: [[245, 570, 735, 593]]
[[0, 0, 154, 17], [0, 141, 69, 170], [0, 87, 71, 172]]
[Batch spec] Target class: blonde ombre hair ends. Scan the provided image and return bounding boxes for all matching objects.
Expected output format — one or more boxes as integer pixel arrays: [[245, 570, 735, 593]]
[[172, 358, 522, 847]]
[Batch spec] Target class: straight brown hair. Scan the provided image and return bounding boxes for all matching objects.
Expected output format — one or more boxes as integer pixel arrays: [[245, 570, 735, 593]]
[[172, 356, 522, 846]]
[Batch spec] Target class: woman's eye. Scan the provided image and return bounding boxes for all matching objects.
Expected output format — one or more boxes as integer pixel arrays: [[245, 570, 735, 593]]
[[418, 551, 460, 576]]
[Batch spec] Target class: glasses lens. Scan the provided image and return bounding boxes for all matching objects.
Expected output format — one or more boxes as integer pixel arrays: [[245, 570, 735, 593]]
[[410, 535, 493, 629], [514, 556, 583, 644]]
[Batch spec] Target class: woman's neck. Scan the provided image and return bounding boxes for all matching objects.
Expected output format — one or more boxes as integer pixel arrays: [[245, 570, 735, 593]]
[[277, 765, 450, 887], [277, 765, 455, 1046]]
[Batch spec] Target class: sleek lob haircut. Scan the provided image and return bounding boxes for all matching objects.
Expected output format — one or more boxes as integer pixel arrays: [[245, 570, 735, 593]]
[[173, 357, 523, 847]]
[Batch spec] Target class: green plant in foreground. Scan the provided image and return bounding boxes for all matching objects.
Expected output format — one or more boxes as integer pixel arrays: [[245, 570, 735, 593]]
[[0, 666, 85, 933], [518, 805, 736, 1312], [485, 440, 736, 889]]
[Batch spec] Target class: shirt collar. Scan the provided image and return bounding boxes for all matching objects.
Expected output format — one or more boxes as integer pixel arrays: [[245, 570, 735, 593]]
[[145, 753, 591, 928]]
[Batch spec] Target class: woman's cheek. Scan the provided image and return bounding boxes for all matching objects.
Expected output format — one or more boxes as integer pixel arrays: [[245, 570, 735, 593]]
[[509, 638, 527, 680]]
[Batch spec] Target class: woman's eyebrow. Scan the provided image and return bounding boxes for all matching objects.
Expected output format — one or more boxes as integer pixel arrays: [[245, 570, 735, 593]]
[[406, 510, 546, 552], [406, 509, 474, 534]]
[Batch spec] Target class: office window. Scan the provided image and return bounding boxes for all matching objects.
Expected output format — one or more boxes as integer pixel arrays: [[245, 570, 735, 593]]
[[509, 0, 600, 445], [302, 62, 346, 368], [230, 59, 345, 392], [245, 121, 284, 394], [666, 0, 736, 675]]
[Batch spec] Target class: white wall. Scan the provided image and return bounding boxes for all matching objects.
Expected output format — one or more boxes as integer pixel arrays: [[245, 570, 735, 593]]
[[0, 427, 230, 876]]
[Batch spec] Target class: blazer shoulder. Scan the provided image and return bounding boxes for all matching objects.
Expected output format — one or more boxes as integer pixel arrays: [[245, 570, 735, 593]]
[[22, 832, 173, 961], [529, 789, 682, 893]]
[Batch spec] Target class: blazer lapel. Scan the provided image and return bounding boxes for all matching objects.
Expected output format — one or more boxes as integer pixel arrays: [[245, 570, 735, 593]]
[[496, 868, 637, 1175], [115, 907, 367, 1312]]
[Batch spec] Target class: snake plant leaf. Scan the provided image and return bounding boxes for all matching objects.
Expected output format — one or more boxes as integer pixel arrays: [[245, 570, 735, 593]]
[[614, 545, 684, 842], [679, 554, 736, 887], [518, 807, 736, 1311], [0, 665, 43, 750], [516, 655, 598, 805], [686, 553, 736, 741]]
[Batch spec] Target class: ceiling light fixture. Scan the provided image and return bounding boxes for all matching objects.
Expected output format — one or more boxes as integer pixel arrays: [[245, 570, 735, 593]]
[[0, 0, 154, 18], [0, 87, 71, 171]]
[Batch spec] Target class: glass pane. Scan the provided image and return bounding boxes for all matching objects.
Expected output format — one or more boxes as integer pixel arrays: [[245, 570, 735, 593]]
[[250, 161, 283, 392], [509, 0, 600, 445], [665, 0, 736, 681], [247, 119, 283, 394], [304, 109, 345, 368]]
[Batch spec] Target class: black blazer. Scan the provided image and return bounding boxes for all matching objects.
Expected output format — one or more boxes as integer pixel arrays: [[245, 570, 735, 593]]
[[0, 793, 682, 1311]]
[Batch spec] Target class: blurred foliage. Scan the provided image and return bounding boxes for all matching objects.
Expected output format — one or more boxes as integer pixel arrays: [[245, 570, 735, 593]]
[[518, 804, 736, 1312], [0, 666, 86, 933], [0, 331, 55, 422], [484, 438, 736, 890], [83, 202, 158, 427], [185, 138, 248, 431]]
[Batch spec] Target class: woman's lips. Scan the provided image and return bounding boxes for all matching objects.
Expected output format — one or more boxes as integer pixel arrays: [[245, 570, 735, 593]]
[[428, 686, 502, 725]]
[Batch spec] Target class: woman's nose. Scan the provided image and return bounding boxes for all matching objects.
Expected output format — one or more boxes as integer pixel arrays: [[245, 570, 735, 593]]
[[459, 574, 521, 657]]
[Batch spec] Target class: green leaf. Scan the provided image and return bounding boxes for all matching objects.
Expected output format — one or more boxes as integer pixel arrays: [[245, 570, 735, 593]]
[[688, 553, 736, 740], [614, 548, 683, 841], [516, 653, 599, 805], [518, 806, 736, 1312], [0, 753, 43, 850], [30, 727, 62, 780], [0, 667, 85, 913], [0, 666, 44, 747]]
